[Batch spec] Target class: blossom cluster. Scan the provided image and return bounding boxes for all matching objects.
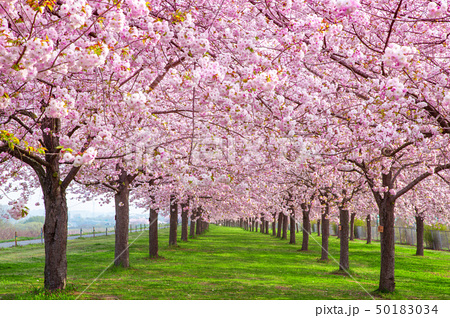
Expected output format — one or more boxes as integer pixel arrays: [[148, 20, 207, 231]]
[[443, 92, 450, 106], [0, 89, 9, 109], [125, 0, 149, 18], [382, 44, 417, 69], [67, 43, 110, 72], [7, 198, 28, 220], [93, 130, 113, 147], [106, 10, 126, 33], [59, 0, 93, 29], [0, 36, 55, 81], [428, 1, 448, 18], [45, 99, 68, 119], [62, 147, 97, 167], [334, 0, 361, 15], [384, 78, 406, 101], [124, 92, 147, 111]]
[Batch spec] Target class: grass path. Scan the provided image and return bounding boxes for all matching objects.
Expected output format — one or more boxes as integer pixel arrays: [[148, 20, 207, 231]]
[[0, 225, 449, 299]]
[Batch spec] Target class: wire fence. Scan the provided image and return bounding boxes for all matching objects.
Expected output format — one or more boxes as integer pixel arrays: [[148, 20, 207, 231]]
[[311, 224, 450, 251], [354, 226, 450, 251], [0, 223, 169, 248], [68, 223, 162, 237]]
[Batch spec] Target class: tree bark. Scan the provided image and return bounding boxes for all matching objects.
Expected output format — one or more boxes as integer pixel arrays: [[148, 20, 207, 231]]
[[317, 219, 321, 236], [282, 213, 288, 240], [169, 194, 178, 246], [415, 215, 424, 256], [378, 197, 396, 292], [277, 213, 283, 238], [190, 209, 196, 237], [289, 209, 296, 244], [320, 206, 329, 261], [43, 181, 68, 290], [272, 213, 276, 235], [255, 218, 259, 232], [339, 208, 350, 271], [196, 208, 202, 235], [265, 220, 269, 234], [114, 170, 130, 268], [181, 201, 188, 242], [300, 204, 310, 251], [366, 215, 372, 244], [41, 117, 69, 290], [350, 212, 356, 240], [149, 205, 159, 258], [260, 217, 265, 233]]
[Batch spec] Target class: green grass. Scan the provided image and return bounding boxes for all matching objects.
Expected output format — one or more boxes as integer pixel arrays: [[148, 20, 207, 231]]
[[0, 225, 449, 300]]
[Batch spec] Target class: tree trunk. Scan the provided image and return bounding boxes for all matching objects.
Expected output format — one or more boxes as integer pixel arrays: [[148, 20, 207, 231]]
[[339, 208, 350, 271], [317, 219, 321, 236], [289, 209, 296, 244], [378, 198, 396, 292], [169, 195, 178, 246], [190, 209, 196, 237], [350, 212, 356, 240], [320, 206, 329, 261], [415, 215, 424, 256], [260, 217, 265, 233], [181, 202, 188, 242], [114, 170, 130, 268], [41, 117, 68, 290], [300, 204, 310, 251], [282, 213, 288, 240], [149, 205, 159, 258], [296, 223, 299, 233], [366, 215, 372, 244], [277, 213, 283, 238], [255, 218, 259, 232], [196, 209, 202, 235], [240, 218, 243, 228], [265, 220, 269, 234], [43, 182, 68, 290], [272, 213, 276, 235]]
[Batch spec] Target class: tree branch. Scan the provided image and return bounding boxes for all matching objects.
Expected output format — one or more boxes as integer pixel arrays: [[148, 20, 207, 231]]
[[394, 163, 450, 200], [0, 143, 46, 184], [330, 54, 376, 79]]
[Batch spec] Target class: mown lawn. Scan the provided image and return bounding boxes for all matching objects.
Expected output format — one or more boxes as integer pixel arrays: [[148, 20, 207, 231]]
[[0, 225, 448, 300]]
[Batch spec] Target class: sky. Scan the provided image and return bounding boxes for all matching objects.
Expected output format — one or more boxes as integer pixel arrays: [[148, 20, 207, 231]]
[[1, 186, 149, 218]]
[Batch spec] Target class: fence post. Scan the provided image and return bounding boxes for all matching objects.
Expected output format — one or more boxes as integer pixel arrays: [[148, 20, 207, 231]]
[[106, 227, 108, 236], [41, 227, 44, 244], [15, 231, 17, 247], [445, 231, 450, 251]]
